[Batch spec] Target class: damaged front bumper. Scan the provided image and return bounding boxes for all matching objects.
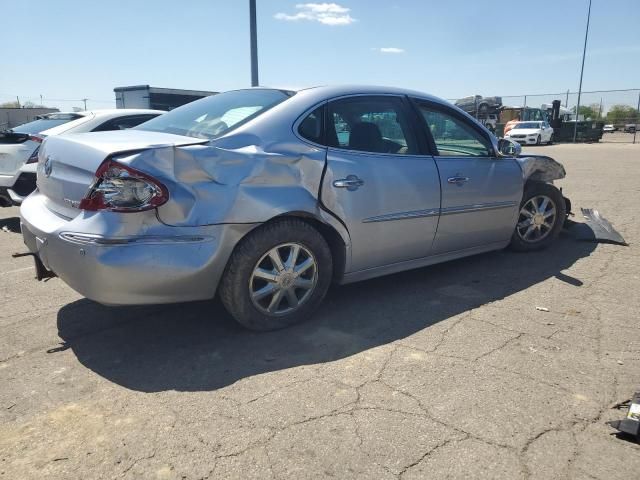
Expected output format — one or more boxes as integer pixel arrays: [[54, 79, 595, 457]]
[[19, 192, 256, 305]]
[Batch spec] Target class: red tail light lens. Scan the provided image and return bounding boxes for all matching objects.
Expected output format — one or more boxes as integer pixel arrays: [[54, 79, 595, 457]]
[[26, 136, 44, 164], [79, 160, 169, 212]]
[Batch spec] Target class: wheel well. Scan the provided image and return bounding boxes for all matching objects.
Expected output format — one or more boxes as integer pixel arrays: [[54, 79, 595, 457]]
[[271, 212, 346, 283]]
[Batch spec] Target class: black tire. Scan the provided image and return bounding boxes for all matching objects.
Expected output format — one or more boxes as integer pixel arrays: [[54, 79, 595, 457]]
[[509, 182, 566, 252], [219, 218, 333, 331], [536, 135, 541, 145], [548, 134, 554, 145]]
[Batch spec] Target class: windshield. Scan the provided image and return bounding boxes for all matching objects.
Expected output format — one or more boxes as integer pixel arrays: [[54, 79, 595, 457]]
[[514, 122, 541, 129], [9, 113, 83, 134], [135, 89, 293, 139]]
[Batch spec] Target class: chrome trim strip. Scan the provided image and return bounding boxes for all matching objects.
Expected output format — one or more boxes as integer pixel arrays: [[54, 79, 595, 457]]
[[59, 232, 213, 246], [440, 201, 518, 216], [363, 208, 439, 223]]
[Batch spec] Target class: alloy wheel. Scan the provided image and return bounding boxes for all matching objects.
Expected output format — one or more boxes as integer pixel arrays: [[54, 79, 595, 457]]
[[249, 243, 318, 316], [516, 195, 557, 243]]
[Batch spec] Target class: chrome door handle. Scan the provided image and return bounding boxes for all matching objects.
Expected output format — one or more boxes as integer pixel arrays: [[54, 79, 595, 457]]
[[333, 175, 364, 191], [447, 176, 469, 185]]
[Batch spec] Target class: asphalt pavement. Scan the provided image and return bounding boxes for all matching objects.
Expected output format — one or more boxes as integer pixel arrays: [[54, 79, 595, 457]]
[[1, 142, 639, 479]]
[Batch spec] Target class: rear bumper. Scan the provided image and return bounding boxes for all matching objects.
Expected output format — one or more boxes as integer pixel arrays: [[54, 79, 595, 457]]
[[20, 192, 256, 305]]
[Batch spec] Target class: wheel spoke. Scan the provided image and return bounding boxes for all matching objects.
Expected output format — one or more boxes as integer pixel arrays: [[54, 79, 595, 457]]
[[542, 220, 553, 230], [543, 207, 556, 219], [285, 288, 299, 308], [267, 289, 284, 313], [268, 249, 285, 272], [537, 197, 549, 214], [294, 257, 314, 275], [252, 283, 277, 301], [253, 268, 278, 283], [524, 224, 536, 239], [521, 208, 534, 218], [517, 218, 532, 229], [293, 277, 314, 290], [285, 244, 300, 270]]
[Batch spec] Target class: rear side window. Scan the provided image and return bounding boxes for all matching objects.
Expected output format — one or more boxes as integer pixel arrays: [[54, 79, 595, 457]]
[[10, 114, 83, 134], [326, 96, 417, 155], [91, 114, 160, 132], [136, 89, 293, 139], [298, 106, 324, 144]]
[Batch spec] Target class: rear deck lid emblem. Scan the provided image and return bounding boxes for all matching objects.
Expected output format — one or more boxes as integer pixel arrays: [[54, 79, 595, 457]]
[[43, 156, 53, 177]]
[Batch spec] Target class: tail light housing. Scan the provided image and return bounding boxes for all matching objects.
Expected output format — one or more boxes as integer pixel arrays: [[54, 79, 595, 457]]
[[25, 135, 44, 164], [79, 160, 169, 212]]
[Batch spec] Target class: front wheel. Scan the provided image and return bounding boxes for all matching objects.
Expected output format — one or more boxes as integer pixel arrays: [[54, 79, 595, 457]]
[[509, 183, 566, 252], [548, 133, 554, 145], [219, 218, 333, 331], [536, 135, 542, 145]]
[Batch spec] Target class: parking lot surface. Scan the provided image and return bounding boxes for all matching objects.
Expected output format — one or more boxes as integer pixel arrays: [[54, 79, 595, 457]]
[[1, 142, 639, 479]]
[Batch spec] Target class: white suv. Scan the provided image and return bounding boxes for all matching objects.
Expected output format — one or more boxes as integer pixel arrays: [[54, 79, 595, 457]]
[[0, 109, 162, 206]]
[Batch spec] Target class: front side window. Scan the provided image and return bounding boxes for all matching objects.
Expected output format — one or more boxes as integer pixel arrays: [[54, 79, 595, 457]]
[[327, 96, 417, 154], [136, 89, 293, 139], [417, 104, 492, 157]]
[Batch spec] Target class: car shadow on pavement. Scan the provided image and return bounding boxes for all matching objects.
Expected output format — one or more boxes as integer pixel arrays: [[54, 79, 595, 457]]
[[0, 217, 21, 233], [56, 231, 596, 393]]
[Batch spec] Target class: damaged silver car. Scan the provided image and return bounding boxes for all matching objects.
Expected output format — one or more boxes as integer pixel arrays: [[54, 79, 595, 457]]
[[19, 86, 569, 330]]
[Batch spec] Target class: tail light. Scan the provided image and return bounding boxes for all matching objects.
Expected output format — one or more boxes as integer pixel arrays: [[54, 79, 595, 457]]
[[79, 159, 169, 212], [25, 136, 44, 164]]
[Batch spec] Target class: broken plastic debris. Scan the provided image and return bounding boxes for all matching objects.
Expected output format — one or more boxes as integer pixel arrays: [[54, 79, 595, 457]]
[[608, 390, 640, 439], [536, 307, 550, 312], [617, 360, 624, 365]]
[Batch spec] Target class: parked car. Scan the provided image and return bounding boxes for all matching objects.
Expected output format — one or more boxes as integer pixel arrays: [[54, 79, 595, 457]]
[[504, 121, 554, 145], [0, 109, 163, 206], [20, 86, 569, 330], [454, 95, 502, 116], [603, 124, 616, 133], [623, 124, 638, 133]]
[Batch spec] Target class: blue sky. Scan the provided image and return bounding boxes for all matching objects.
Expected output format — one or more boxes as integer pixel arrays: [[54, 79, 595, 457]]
[[1, 0, 639, 111]]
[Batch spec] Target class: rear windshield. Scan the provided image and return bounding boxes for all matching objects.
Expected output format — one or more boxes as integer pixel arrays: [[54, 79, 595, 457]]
[[135, 89, 293, 139], [514, 122, 541, 129], [10, 113, 83, 134]]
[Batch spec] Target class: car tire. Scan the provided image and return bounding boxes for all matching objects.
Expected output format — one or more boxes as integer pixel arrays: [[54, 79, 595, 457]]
[[536, 135, 541, 145], [509, 182, 566, 252], [219, 218, 333, 331], [548, 134, 554, 145]]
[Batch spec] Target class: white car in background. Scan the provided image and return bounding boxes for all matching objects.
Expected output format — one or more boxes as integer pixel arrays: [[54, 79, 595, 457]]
[[0, 109, 163, 206], [504, 121, 554, 145]]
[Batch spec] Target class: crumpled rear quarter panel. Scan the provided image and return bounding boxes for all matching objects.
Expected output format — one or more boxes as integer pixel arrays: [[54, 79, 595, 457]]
[[120, 136, 326, 227]]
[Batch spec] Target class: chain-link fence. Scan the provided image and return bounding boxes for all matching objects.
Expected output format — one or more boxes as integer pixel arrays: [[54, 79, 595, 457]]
[[449, 88, 640, 143]]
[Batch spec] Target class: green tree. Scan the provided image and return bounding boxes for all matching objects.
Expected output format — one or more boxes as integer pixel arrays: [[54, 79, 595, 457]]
[[0, 101, 20, 108], [606, 105, 638, 124], [572, 104, 599, 120]]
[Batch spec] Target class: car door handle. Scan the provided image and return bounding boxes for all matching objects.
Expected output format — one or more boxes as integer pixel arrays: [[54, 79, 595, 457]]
[[447, 176, 469, 185], [333, 175, 364, 191]]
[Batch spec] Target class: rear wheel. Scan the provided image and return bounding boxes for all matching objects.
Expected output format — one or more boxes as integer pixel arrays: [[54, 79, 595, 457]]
[[219, 218, 332, 331], [509, 182, 566, 252]]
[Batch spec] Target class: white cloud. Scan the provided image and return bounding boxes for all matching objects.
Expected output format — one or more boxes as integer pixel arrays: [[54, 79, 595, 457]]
[[373, 47, 405, 54], [274, 3, 356, 26]]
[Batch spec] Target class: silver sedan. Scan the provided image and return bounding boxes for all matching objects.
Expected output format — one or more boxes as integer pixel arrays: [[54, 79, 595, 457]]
[[20, 86, 569, 330]]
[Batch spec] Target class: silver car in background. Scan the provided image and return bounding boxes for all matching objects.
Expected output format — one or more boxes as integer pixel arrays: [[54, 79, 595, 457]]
[[20, 86, 569, 330]]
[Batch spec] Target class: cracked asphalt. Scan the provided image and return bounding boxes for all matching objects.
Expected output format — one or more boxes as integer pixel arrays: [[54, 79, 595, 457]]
[[1, 142, 639, 479]]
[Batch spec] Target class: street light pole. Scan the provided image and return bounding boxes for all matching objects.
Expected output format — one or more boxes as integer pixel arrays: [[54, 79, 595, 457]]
[[249, 0, 259, 87], [573, 0, 592, 143]]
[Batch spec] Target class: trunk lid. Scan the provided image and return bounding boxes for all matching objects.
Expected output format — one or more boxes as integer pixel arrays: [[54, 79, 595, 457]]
[[36, 130, 206, 217]]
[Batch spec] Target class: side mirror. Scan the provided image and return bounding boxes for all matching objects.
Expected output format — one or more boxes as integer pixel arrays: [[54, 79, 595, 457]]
[[497, 138, 521, 157]]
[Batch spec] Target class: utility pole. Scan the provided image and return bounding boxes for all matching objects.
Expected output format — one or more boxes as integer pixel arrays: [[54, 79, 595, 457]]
[[565, 90, 569, 108], [82, 98, 88, 110], [40, 94, 43, 107], [573, 0, 592, 143], [249, 0, 259, 87], [16, 96, 20, 108], [634, 92, 639, 145]]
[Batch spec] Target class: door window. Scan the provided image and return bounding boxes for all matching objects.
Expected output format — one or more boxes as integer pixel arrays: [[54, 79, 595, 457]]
[[327, 97, 417, 155], [418, 105, 492, 157]]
